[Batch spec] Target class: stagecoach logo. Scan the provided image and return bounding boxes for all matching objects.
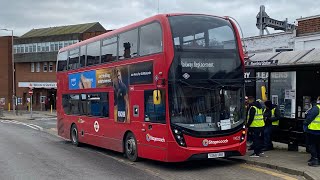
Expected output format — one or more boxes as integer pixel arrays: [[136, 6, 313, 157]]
[[94, 121, 99, 132], [182, 73, 190, 79], [202, 139, 209, 146], [202, 139, 229, 146], [71, 78, 77, 87], [146, 134, 165, 143]]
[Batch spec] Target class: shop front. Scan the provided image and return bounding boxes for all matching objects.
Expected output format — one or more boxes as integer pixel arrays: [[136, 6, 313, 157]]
[[17, 82, 57, 111], [245, 49, 320, 150]]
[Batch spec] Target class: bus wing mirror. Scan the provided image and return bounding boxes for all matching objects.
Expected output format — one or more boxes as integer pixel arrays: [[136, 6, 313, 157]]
[[153, 90, 161, 105]]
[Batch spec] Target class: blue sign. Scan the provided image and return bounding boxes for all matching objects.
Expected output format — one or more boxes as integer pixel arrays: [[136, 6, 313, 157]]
[[68, 70, 96, 90]]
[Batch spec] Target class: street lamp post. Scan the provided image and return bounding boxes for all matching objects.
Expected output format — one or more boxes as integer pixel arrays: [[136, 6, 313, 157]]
[[0, 29, 16, 115]]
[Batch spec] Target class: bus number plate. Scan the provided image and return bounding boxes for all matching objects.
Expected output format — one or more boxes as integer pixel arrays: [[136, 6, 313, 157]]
[[208, 152, 225, 158]]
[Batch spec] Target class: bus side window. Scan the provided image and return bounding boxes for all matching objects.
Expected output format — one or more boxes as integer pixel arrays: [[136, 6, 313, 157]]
[[57, 51, 68, 71], [62, 94, 70, 114], [144, 90, 166, 123]]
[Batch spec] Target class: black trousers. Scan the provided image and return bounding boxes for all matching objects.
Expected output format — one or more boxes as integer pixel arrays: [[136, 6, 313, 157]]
[[250, 127, 264, 155], [307, 133, 320, 160]]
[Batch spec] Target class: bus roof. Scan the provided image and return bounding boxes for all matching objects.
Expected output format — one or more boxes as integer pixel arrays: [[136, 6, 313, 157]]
[[59, 13, 227, 53]]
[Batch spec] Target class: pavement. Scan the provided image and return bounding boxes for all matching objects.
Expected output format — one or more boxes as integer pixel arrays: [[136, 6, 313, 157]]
[[233, 143, 317, 180], [0, 110, 318, 180], [0, 110, 57, 120]]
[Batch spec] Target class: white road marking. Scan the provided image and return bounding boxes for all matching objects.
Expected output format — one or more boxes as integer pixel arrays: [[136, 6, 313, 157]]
[[0, 120, 44, 131]]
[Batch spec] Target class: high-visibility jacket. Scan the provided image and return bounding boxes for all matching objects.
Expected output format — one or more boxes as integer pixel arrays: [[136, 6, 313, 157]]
[[308, 105, 320, 131], [271, 108, 279, 126], [249, 106, 265, 128]]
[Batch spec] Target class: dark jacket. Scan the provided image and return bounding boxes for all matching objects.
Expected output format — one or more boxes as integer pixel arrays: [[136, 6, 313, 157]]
[[304, 104, 320, 135], [263, 104, 280, 126], [247, 101, 263, 127]]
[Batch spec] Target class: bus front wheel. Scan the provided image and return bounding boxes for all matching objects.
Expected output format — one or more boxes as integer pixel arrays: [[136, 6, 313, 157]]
[[125, 132, 138, 162], [70, 124, 80, 146]]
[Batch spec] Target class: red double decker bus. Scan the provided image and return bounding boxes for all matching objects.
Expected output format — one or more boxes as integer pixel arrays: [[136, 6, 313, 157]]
[[56, 14, 246, 162]]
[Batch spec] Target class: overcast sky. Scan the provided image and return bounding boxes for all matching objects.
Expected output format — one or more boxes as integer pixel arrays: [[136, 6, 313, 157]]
[[0, 0, 320, 38]]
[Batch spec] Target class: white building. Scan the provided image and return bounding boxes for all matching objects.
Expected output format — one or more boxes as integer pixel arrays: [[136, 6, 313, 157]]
[[243, 15, 320, 55]]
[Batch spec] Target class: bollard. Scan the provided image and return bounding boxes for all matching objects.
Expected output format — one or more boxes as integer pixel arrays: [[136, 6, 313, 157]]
[[51, 105, 53, 114], [8, 103, 10, 112]]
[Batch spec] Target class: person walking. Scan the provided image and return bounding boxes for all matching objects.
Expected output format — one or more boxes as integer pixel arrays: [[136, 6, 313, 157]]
[[303, 96, 320, 167], [247, 97, 265, 157], [263, 100, 280, 151]]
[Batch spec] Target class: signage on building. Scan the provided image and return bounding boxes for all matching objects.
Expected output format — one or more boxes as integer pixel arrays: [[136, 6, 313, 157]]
[[18, 82, 57, 89], [245, 60, 278, 66]]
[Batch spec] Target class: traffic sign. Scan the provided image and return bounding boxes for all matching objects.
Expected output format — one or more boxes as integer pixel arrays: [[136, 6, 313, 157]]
[[28, 89, 33, 95]]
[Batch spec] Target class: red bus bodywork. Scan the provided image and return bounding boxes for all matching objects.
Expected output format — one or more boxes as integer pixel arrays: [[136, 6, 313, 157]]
[[57, 14, 246, 162]]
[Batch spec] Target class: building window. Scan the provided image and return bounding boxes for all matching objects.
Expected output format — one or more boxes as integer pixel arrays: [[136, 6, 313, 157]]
[[36, 62, 40, 72], [33, 44, 36, 52], [43, 62, 48, 72], [37, 43, 41, 52], [25, 45, 29, 53], [14, 46, 17, 54], [31, 63, 35, 72], [29, 44, 33, 53], [41, 43, 46, 52], [59, 42, 63, 50], [21, 44, 25, 53], [270, 71, 296, 118], [54, 42, 59, 51], [50, 42, 54, 52], [17, 45, 21, 53], [49, 62, 53, 72]]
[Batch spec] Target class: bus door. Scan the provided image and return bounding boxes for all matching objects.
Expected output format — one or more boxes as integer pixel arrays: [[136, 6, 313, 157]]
[[139, 89, 168, 161]]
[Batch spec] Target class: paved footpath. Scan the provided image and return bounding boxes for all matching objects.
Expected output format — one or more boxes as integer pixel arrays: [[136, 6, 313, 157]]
[[0, 111, 319, 180]]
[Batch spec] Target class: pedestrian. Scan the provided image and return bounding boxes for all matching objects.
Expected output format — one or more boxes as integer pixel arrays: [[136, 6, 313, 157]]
[[303, 96, 320, 167], [247, 97, 265, 157], [45, 97, 49, 111], [263, 100, 280, 151]]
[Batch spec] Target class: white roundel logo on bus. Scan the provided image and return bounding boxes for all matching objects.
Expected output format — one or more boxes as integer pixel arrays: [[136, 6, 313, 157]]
[[202, 139, 209, 146], [94, 121, 99, 132]]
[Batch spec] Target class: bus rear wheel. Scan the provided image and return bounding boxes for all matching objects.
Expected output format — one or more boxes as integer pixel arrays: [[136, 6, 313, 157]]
[[70, 124, 80, 146], [125, 132, 138, 162]]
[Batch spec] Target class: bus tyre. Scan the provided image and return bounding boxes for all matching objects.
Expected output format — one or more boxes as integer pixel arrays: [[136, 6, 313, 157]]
[[125, 132, 138, 162], [70, 124, 80, 147]]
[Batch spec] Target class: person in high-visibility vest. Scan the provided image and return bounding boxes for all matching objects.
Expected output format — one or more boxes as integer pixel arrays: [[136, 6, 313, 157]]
[[303, 96, 320, 167], [247, 97, 265, 157], [263, 100, 280, 151]]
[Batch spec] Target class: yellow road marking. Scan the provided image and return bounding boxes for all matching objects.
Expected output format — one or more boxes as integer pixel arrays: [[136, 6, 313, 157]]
[[239, 164, 298, 180]]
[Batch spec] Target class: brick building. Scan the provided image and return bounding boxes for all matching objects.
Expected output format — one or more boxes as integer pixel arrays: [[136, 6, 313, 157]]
[[14, 22, 107, 111], [295, 15, 320, 50], [0, 36, 13, 110]]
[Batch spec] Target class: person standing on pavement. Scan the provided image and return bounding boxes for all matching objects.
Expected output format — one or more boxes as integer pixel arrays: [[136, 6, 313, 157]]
[[263, 100, 280, 151], [303, 96, 320, 167], [247, 97, 265, 157]]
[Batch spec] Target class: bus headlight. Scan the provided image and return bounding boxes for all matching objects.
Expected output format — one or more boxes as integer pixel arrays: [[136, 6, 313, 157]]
[[173, 129, 186, 147]]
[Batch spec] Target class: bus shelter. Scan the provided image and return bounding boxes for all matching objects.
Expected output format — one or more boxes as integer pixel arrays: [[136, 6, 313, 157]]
[[245, 48, 320, 150]]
